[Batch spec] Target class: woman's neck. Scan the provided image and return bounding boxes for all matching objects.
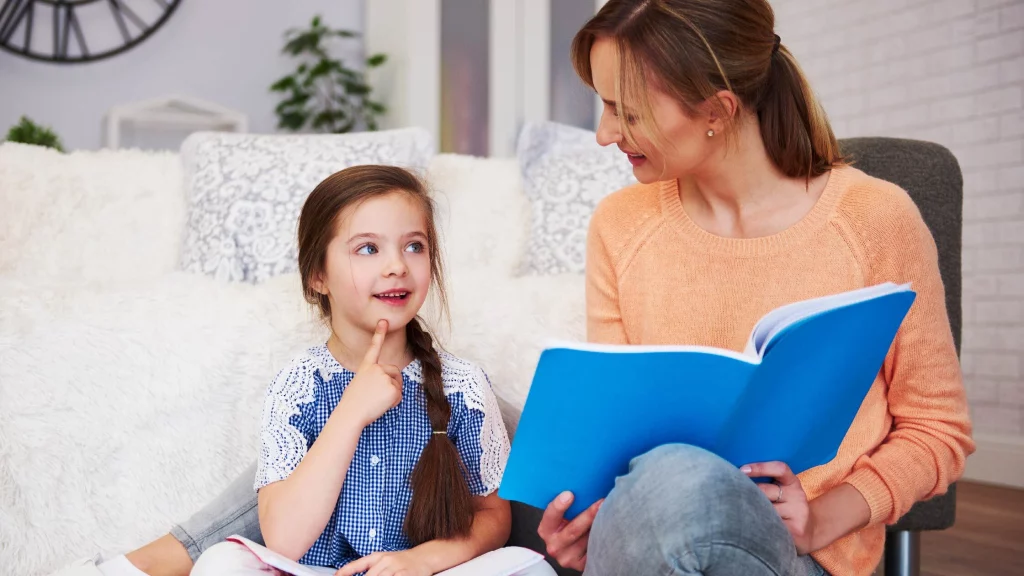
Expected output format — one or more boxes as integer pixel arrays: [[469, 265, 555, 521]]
[[326, 316, 413, 372], [679, 117, 828, 239]]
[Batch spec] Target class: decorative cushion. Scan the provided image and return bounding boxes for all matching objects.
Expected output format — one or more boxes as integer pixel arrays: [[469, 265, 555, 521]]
[[516, 121, 636, 275], [178, 128, 434, 283], [0, 143, 185, 286]]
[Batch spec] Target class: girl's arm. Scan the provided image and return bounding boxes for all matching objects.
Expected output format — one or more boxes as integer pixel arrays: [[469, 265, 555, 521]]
[[257, 401, 365, 560], [259, 323, 404, 560]]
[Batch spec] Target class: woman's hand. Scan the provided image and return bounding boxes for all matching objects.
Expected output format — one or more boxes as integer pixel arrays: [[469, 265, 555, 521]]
[[334, 550, 430, 576], [337, 320, 403, 427], [536, 492, 604, 571], [741, 462, 816, 554]]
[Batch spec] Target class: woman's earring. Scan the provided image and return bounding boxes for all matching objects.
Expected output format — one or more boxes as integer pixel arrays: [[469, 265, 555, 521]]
[[707, 129, 715, 137]]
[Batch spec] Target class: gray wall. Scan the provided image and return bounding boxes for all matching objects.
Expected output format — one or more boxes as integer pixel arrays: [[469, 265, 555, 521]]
[[0, 0, 364, 150]]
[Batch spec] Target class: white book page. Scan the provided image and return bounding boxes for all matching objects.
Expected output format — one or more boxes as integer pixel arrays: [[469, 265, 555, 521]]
[[544, 339, 758, 364], [225, 536, 545, 576], [744, 282, 910, 357], [226, 536, 333, 575]]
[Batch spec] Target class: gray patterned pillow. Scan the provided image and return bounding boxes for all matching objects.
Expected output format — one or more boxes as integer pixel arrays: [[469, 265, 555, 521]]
[[516, 121, 637, 275], [178, 129, 434, 283]]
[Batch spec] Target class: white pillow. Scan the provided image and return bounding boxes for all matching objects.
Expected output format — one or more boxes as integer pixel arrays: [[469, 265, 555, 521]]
[[516, 121, 636, 275], [0, 143, 185, 285], [427, 154, 530, 277], [178, 128, 435, 283]]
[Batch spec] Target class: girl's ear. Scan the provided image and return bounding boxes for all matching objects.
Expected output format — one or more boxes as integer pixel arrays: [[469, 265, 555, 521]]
[[310, 271, 328, 295]]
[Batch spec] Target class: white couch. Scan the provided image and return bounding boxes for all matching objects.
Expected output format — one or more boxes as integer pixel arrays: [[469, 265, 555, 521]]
[[0, 141, 587, 576]]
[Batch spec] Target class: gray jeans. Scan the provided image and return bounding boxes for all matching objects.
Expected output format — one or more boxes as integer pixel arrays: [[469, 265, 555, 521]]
[[172, 446, 827, 575], [170, 463, 262, 562], [583, 444, 827, 576]]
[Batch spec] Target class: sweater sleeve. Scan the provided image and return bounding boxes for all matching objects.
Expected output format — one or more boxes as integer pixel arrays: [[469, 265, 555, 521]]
[[585, 199, 630, 345], [843, 192, 975, 525]]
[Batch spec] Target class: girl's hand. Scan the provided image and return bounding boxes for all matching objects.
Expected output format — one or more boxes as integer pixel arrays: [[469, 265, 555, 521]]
[[536, 491, 604, 571], [338, 320, 403, 427], [334, 550, 429, 576], [742, 461, 816, 554]]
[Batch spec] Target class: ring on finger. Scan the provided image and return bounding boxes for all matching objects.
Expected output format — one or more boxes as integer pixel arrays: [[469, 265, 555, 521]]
[[774, 483, 784, 503]]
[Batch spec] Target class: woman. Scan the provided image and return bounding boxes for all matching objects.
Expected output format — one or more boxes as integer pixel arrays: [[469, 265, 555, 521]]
[[535, 1, 973, 575], [59, 1, 972, 576]]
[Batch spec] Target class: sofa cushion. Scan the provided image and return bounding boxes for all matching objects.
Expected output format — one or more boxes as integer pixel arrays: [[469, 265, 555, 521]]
[[516, 121, 635, 275], [178, 128, 434, 284], [428, 154, 531, 277], [0, 143, 185, 286]]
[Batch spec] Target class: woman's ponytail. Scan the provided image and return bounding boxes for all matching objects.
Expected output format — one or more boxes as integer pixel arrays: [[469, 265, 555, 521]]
[[757, 43, 843, 180]]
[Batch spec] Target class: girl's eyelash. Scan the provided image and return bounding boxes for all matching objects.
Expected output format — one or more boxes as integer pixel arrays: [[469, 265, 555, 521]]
[[355, 243, 378, 255]]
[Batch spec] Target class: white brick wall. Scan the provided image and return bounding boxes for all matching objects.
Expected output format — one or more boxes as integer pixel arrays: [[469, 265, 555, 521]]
[[773, 0, 1024, 438]]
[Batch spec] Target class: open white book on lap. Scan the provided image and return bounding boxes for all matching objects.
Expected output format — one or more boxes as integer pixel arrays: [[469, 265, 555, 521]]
[[225, 535, 547, 576]]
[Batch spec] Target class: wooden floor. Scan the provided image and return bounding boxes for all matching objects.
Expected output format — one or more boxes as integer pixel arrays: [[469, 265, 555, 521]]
[[920, 481, 1024, 575]]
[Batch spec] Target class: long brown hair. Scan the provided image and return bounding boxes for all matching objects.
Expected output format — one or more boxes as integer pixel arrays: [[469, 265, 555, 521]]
[[297, 164, 474, 544], [571, 0, 844, 180]]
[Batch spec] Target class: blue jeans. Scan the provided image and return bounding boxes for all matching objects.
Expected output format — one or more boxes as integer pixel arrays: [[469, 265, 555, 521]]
[[583, 444, 827, 576]]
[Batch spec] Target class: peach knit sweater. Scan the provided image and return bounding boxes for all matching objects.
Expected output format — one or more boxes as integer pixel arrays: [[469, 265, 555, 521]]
[[585, 165, 975, 576]]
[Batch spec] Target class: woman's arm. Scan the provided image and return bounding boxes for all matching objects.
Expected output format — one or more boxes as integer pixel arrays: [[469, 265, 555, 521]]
[[843, 194, 975, 526], [743, 462, 871, 554], [807, 483, 871, 551]]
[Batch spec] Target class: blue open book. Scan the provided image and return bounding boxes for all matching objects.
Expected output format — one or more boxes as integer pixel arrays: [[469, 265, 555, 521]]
[[497, 283, 917, 519]]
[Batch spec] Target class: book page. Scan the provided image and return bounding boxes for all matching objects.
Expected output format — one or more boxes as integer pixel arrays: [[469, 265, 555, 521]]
[[747, 283, 910, 356]]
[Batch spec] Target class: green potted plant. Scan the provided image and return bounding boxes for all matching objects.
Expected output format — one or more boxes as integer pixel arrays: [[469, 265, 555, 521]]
[[271, 15, 388, 133], [5, 116, 65, 152]]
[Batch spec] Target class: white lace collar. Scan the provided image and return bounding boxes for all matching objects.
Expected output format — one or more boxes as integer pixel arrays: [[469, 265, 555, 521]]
[[308, 343, 423, 383]]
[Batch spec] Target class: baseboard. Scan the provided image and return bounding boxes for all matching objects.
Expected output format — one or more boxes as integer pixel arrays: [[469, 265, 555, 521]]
[[962, 433, 1024, 489]]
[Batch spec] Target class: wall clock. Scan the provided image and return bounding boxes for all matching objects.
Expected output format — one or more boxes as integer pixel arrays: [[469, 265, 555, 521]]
[[0, 0, 181, 64]]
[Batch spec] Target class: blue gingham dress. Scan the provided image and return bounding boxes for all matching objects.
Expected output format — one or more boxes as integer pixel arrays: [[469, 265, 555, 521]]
[[254, 344, 511, 569]]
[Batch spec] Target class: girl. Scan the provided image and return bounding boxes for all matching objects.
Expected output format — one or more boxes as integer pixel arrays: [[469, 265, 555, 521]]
[[187, 165, 540, 575], [536, 1, 974, 575]]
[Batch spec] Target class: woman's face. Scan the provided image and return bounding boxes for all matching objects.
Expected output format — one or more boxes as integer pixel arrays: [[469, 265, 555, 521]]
[[590, 37, 719, 184]]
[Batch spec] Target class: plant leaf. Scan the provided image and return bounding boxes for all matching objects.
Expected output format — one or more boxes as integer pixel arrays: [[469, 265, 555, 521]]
[[269, 75, 298, 92], [366, 53, 387, 67], [278, 111, 309, 131], [342, 81, 371, 96]]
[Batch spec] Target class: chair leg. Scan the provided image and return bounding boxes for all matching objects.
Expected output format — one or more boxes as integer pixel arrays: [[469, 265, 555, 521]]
[[884, 530, 921, 576]]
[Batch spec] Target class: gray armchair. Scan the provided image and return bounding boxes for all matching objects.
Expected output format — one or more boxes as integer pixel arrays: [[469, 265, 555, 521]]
[[504, 137, 964, 576], [840, 137, 963, 576]]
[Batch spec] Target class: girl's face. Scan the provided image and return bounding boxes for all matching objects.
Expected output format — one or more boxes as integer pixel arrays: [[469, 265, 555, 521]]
[[590, 37, 717, 184], [313, 191, 433, 336]]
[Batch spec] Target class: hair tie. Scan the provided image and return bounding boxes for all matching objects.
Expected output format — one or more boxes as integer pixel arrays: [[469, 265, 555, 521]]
[[772, 34, 781, 54], [432, 430, 447, 435]]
